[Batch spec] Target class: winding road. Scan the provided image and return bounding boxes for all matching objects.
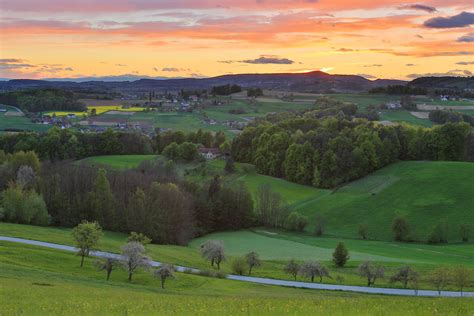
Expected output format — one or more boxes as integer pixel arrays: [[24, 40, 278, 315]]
[[1, 236, 473, 298]]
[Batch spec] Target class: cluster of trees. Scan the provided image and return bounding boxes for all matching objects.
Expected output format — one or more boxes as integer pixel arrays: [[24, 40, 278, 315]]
[[429, 110, 474, 127], [391, 216, 471, 244], [369, 85, 427, 95], [0, 128, 228, 162], [357, 262, 472, 295], [162, 142, 198, 161], [232, 112, 472, 188], [0, 150, 49, 225], [211, 84, 242, 96], [156, 129, 227, 153], [72, 222, 175, 288], [247, 88, 263, 98], [22, 159, 254, 245], [0, 88, 86, 112], [283, 242, 349, 283]]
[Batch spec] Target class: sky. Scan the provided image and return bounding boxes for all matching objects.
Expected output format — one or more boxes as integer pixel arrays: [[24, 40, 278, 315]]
[[0, 0, 473, 80]]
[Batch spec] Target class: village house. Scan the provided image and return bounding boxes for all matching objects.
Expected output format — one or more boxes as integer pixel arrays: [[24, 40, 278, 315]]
[[198, 147, 220, 160]]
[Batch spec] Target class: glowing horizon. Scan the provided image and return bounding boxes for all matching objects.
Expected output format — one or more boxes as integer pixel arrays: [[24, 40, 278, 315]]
[[1, 0, 473, 80]]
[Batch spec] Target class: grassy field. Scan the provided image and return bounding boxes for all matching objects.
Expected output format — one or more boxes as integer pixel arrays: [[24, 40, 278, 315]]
[[1, 222, 474, 293], [2, 241, 472, 315], [77, 155, 159, 169], [293, 161, 474, 242], [185, 160, 474, 243], [0, 105, 50, 132], [77, 156, 473, 243], [379, 110, 433, 127]]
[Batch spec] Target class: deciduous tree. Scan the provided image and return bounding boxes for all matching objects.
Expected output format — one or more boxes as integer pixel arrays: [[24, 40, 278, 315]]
[[332, 242, 349, 268], [154, 264, 175, 289], [72, 221, 102, 267], [200, 240, 226, 270], [121, 242, 151, 282], [357, 261, 384, 286]]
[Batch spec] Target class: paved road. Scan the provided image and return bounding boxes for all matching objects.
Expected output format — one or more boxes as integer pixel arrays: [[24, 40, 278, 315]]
[[1, 236, 473, 298]]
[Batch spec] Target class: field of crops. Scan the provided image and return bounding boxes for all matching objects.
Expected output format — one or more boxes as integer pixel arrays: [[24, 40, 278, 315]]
[[2, 241, 472, 315]]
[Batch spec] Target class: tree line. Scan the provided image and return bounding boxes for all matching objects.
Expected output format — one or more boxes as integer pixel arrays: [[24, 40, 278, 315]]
[[0, 128, 228, 162], [0, 88, 86, 112], [0, 151, 255, 245], [232, 105, 473, 188]]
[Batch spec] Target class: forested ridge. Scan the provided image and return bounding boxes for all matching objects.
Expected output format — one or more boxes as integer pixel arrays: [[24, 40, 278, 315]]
[[231, 101, 473, 188]]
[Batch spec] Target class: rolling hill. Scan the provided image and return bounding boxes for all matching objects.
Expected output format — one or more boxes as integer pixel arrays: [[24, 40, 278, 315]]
[[294, 161, 474, 242], [0, 71, 406, 93], [77, 155, 473, 243]]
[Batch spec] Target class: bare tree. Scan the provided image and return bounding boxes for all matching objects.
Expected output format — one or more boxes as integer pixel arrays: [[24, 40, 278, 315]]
[[390, 266, 418, 289], [256, 184, 289, 228], [72, 221, 103, 267], [284, 259, 300, 280], [299, 261, 330, 283], [357, 261, 384, 286], [94, 257, 118, 281], [200, 240, 226, 270], [121, 242, 151, 282], [16, 165, 36, 189], [245, 251, 261, 275], [429, 267, 450, 296], [452, 266, 472, 296], [154, 264, 175, 289]]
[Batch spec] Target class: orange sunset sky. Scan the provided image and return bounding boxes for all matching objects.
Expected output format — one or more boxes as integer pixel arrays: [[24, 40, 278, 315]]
[[0, 0, 473, 80]]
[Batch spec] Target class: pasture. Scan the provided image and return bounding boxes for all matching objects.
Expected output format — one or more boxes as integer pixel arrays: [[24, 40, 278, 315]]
[[293, 161, 474, 242], [0, 105, 50, 132], [77, 155, 159, 169], [2, 241, 472, 315], [1, 222, 473, 293]]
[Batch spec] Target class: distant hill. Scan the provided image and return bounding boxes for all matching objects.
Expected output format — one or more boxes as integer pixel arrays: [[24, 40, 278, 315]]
[[0, 71, 406, 94], [409, 76, 474, 90]]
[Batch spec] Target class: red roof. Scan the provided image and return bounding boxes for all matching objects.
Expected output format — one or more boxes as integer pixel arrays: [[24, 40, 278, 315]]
[[199, 148, 220, 154]]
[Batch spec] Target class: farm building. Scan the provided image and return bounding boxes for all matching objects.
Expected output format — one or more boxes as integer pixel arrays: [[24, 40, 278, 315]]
[[199, 148, 220, 160]]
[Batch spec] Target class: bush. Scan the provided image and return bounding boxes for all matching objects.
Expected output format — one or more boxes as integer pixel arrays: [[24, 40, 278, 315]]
[[332, 242, 349, 268], [2, 185, 49, 225], [358, 223, 368, 240], [391, 216, 410, 241], [285, 212, 308, 232], [427, 222, 448, 244], [231, 257, 247, 276]]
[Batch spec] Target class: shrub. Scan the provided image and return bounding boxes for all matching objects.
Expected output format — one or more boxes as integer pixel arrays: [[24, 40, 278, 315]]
[[358, 223, 368, 240], [231, 257, 247, 276], [332, 242, 349, 268], [391, 216, 410, 241], [427, 222, 448, 244], [285, 212, 308, 232]]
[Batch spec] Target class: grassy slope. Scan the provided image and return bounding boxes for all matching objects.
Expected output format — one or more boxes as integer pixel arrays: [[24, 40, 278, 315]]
[[3, 243, 472, 315], [2, 222, 473, 291], [294, 161, 474, 241], [78, 156, 473, 243]]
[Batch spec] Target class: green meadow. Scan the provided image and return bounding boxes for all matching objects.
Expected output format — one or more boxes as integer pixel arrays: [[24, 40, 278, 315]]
[[2, 241, 473, 315]]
